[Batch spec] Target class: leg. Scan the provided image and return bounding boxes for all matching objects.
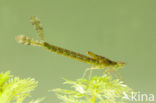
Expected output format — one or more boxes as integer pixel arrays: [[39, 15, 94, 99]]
[[112, 68, 123, 81], [89, 69, 93, 80], [110, 68, 118, 79], [82, 67, 97, 79], [107, 68, 112, 77], [103, 68, 111, 77]]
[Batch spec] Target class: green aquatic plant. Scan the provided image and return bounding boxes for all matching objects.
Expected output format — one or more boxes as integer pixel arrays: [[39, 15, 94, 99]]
[[0, 71, 43, 103], [53, 75, 132, 103], [0, 71, 132, 103]]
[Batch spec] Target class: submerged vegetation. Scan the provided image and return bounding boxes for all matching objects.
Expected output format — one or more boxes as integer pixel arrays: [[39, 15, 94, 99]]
[[0, 71, 43, 103], [0, 71, 131, 103], [53, 75, 131, 103]]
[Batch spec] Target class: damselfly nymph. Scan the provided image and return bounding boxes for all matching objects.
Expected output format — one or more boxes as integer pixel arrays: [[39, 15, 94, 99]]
[[16, 16, 125, 78], [16, 35, 125, 69]]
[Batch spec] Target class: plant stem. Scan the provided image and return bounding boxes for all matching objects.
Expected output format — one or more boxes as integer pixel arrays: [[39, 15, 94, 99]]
[[91, 95, 97, 103]]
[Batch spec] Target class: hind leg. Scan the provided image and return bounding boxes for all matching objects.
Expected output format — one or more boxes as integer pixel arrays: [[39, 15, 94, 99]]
[[82, 67, 97, 79]]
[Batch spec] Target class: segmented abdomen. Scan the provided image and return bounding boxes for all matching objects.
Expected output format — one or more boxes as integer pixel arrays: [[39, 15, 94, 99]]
[[43, 42, 99, 65]]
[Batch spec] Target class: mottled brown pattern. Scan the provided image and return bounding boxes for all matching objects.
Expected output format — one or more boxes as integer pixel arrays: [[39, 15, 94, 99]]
[[16, 16, 125, 70], [42, 41, 120, 69]]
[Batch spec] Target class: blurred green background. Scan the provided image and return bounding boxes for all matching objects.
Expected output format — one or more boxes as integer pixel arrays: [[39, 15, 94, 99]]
[[0, 0, 155, 102]]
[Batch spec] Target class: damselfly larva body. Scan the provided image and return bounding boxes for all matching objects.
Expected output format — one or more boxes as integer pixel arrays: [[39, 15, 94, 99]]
[[16, 16, 125, 72]]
